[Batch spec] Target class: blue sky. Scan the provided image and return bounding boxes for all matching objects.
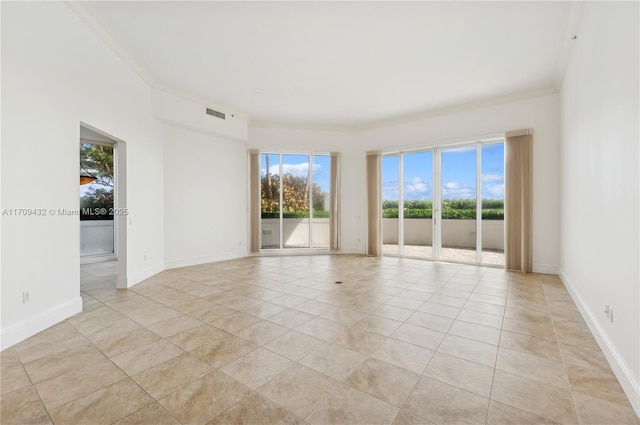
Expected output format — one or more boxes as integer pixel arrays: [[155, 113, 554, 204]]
[[382, 142, 504, 201], [261, 154, 330, 192]]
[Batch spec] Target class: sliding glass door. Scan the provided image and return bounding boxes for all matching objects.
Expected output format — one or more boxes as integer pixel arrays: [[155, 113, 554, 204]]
[[381, 141, 505, 266], [480, 143, 505, 264], [441, 146, 477, 263], [381, 155, 400, 255], [403, 151, 434, 258], [260, 152, 331, 250]]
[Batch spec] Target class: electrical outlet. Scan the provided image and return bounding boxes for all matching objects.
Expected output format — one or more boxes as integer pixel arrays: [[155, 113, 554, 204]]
[[23, 291, 30, 304], [604, 305, 610, 318], [143, 254, 148, 261], [610, 307, 614, 323]]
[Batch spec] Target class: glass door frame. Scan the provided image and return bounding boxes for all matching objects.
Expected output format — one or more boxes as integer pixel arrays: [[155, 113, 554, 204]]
[[260, 151, 331, 251], [381, 137, 504, 267]]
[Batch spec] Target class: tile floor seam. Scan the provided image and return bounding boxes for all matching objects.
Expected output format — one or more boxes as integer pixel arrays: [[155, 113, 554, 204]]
[[24, 363, 56, 425], [484, 275, 511, 425], [551, 300, 587, 425], [42, 376, 131, 421]]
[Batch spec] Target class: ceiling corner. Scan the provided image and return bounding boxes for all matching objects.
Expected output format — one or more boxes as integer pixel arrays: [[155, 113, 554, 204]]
[[64, 1, 155, 87]]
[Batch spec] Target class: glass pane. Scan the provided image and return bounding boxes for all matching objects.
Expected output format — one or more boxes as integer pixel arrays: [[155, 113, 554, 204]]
[[381, 155, 399, 256], [312, 155, 330, 248], [441, 146, 477, 263], [481, 142, 505, 265], [403, 151, 433, 258], [261, 153, 280, 249], [282, 154, 310, 248], [80, 143, 115, 256]]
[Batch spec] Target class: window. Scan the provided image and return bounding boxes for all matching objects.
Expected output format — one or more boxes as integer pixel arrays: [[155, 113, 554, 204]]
[[260, 153, 332, 250]]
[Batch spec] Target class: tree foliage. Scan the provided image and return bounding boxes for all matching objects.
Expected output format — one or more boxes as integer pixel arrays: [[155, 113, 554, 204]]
[[80, 144, 114, 220], [261, 173, 327, 217], [80, 144, 114, 187], [382, 199, 504, 220]]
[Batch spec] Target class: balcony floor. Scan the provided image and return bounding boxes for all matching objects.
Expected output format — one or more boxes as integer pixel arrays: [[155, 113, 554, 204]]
[[383, 244, 505, 266]]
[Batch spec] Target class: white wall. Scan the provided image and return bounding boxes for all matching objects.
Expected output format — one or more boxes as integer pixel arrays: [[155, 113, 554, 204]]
[[1, 2, 165, 348], [560, 1, 639, 413], [250, 93, 561, 272], [164, 125, 248, 268]]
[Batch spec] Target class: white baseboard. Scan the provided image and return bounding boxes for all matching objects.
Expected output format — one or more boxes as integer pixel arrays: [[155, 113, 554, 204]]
[[533, 263, 559, 274], [164, 251, 247, 270], [339, 247, 366, 255], [1, 296, 83, 350], [560, 270, 640, 417], [127, 262, 165, 288]]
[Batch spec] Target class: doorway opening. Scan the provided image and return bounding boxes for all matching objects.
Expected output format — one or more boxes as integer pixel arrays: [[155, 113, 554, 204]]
[[260, 152, 331, 250], [79, 124, 127, 290], [381, 140, 505, 266]]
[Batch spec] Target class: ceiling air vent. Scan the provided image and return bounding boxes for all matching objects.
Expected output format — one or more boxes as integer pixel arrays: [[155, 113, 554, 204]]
[[206, 107, 225, 120]]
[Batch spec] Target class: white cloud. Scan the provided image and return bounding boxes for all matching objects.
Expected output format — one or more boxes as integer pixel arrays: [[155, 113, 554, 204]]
[[442, 181, 474, 199], [382, 181, 399, 201], [482, 174, 503, 183], [263, 162, 320, 178], [404, 176, 430, 198], [486, 183, 504, 197]]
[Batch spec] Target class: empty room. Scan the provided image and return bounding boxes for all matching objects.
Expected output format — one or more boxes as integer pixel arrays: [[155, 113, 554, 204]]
[[1, 1, 638, 424]]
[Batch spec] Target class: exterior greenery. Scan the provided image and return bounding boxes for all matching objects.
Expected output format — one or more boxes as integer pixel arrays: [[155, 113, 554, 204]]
[[382, 199, 504, 220], [261, 173, 329, 218], [80, 143, 114, 221]]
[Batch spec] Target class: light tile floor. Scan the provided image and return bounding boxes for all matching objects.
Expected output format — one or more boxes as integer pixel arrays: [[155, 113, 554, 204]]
[[1, 256, 638, 425]]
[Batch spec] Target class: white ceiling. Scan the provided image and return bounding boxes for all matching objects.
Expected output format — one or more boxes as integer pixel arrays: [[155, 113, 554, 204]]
[[80, 1, 574, 128]]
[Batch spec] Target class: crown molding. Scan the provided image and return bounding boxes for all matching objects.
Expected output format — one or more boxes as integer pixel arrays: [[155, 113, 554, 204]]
[[249, 121, 359, 133], [64, 1, 559, 135], [151, 82, 251, 122], [64, 1, 154, 86], [553, 0, 586, 90], [251, 86, 557, 133]]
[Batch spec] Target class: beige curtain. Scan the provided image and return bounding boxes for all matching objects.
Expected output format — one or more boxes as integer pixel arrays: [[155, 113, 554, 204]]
[[330, 153, 341, 251], [366, 152, 382, 256], [504, 129, 533, 272], [249, 150, 261, 253]]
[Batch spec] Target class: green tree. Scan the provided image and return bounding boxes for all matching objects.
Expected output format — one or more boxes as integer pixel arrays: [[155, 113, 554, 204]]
[[80, 143, 114, 187], [261, 173, 327, 217], [80, 144, 114, 219]]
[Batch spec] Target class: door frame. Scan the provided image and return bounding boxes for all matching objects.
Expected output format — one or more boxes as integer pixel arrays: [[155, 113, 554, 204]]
[[79, 123, 128, 288], [381, 136, 504, 266]]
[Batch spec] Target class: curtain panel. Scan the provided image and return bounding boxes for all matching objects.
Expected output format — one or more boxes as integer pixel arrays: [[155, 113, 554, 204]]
[[504, 129, 533, 272], [366, 152, 382, 256], [249, 150, 261, 253]]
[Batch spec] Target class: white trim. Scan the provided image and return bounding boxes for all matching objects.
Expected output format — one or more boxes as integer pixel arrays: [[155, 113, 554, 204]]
[[250, 87, 557, 132], [553, 0, 585, 90], [126, 263, 164, 288], [378, 134, 504, 157], [1, 297, 83, 350], [532, 263, 560, 274], [476, 143, 482, 263], [560, 271, 640, 416], [64, 1, 153, 85], [338, 248, 366, 255], [398, 154, 404, 256], [164, 251, 247, 270]]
